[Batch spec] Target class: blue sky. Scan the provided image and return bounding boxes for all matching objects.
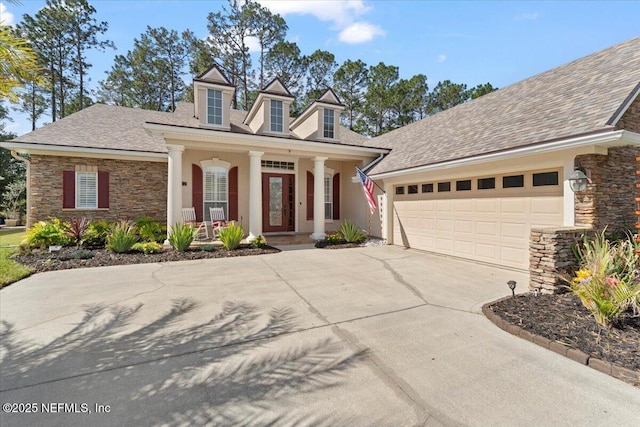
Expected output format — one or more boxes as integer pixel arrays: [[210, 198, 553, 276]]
[[2, 0, 640, 136]]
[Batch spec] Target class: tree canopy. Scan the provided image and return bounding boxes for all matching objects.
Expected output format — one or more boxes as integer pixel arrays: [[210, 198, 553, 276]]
[[9, 0, 498, 137]]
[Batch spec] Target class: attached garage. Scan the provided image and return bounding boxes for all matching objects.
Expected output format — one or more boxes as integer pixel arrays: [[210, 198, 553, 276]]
[[392, 170, 564, 269]]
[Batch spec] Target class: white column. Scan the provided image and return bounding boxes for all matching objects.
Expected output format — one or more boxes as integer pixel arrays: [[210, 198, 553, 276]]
[[311, 157, 327, 240], [247, 150, 264, 242], [166, 144, 184, 242], [563, 158, 576, 226], [383, 182, 394, 244]]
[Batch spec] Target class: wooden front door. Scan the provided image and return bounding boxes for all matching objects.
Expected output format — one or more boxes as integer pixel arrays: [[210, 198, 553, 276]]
[[262, 173, 295, 232]]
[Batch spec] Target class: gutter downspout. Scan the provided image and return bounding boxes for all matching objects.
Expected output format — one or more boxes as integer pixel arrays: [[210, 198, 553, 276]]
[[361, 153, 386, 174], [10, 150, 30, 229]]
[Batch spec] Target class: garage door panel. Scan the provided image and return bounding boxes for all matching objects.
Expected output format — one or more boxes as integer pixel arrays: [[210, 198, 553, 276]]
[[437, 218, 453, 232], [531, 197, 563, 214], [476, 221, 499, 238], [454, 219, 474, 234], [501, 222, 527, 239], [454, 199, 474, 213], [393, 195, 563, 269], [454, 240, 474, 256], [501, 198, 528, 214], [476, 198, 498, 213]]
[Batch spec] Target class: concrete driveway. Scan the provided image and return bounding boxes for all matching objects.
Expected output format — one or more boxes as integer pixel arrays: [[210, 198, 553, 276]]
[[1, 246, 639, 426]]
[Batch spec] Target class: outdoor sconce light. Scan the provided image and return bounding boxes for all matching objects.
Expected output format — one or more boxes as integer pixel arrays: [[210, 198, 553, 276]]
[[507, 280, 517, 298], [568, 166, 588, 193]]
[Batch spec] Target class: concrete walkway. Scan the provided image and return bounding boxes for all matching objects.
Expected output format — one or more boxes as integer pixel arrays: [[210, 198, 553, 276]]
[[1, 246, 638, 426]]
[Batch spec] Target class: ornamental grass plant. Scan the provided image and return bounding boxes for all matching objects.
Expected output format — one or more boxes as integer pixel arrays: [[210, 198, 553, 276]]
[[167, 222, 197, 252], [107, 221, 138, 253], [338, 220, 367, 243], [218, 221, 244, 250]]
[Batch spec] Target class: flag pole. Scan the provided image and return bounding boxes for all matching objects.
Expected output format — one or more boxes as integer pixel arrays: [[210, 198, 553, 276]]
[[355, 164, 386, 194]]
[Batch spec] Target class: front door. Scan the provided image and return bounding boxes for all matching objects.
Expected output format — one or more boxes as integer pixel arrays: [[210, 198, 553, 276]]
[[262, 173, 295, 232]]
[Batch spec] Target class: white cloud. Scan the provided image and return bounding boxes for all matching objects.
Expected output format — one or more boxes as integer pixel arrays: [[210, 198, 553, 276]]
[[338, 22, 385, 44], [244, 35, 261, 53], [1, 2, 15, 26], [515, 12, 540, 21], [437, 54, 447, 63], [257, 0, 383, 44]]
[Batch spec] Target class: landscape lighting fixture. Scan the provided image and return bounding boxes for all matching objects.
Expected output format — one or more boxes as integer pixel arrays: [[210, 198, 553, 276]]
[[507, 280, 517, 298]]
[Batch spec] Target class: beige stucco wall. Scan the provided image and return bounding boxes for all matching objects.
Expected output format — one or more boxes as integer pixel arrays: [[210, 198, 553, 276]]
[[292, 110, 319, 140]]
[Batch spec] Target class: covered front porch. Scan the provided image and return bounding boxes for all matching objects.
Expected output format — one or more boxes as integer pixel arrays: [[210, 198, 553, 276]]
[[144, 123, 387, 242]]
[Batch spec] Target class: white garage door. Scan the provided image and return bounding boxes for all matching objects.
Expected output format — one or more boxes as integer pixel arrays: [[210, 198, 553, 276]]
[[392, 173, 564, 270]]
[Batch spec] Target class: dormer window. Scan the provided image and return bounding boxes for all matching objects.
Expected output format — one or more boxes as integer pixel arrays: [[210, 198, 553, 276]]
[[207, 89, 223, 125], [323, 109, 335, 139], [270, 100, 283, 133]]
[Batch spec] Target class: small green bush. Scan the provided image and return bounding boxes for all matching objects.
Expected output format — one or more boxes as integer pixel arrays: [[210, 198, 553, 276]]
[[218, 221, 244, 250], [84, 220, 112, 247], [338, 220, 367, 243], [251, 235, 267, 248], [200, 244, 217, 252], [132, 241, 163, 254], [107, 221, 138, 253], [24, 218, 72, 248], [135, 216, 166, 243], [70, 249, 94, 259], [168, 222, 197, 252]]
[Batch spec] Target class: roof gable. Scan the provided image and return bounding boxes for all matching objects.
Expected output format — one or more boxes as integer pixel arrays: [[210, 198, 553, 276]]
[[195, 64, 232, 85], [261, 77, 294, 98], [317, 88, 343, 106]]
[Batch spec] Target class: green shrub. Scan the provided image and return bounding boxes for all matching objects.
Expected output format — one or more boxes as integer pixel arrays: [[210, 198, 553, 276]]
[[135, 216, 166, 243], [338, 220, 367, 243], [84, 220, 112, 247], [251, 235, 267, 248], [24, 218, 72, 248], [132, 241, 163, 254], [167, 222, 197, 252], [218, 221, 244, 250], [107, 221, 138, 253], [568, 231, 640, 329], [200, 244, 217, 252], [65, 217, 91, 247], [70, 249, 94, 259]]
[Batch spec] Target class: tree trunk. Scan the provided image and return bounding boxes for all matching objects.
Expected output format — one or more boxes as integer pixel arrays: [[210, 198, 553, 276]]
[[50, 63, 57, 122]]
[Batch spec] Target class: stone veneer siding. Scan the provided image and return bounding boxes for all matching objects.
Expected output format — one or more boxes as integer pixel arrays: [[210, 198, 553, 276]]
[[29, 155, 167, 224], [616, 92, 640, 133], [529, 227, 591, 293], [574, 145, 640, 231]]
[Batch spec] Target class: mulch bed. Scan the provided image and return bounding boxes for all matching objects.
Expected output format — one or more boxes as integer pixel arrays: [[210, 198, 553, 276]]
[[487, 293, 640, 373], [12, 245, 280, 274]]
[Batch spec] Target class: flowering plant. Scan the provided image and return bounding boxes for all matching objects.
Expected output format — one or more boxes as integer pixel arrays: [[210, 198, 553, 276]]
[[568, 231, 640, 329]]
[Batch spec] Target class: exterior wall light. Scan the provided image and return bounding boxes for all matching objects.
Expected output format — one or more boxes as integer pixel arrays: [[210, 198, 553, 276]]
[[568, 167, 588, 193]]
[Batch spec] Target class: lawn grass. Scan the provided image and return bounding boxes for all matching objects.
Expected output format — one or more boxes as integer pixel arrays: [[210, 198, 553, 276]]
[[0, 228, 32, 288]]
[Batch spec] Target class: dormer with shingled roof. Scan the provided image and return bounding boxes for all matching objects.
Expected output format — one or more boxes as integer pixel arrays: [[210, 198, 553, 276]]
[[243, 77, 294, 136], [290, 88, 345, 142], [193, 64, 236, 131]]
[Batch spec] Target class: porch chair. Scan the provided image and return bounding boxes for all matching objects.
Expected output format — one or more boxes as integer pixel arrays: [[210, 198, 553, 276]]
[[209, 207, 227, 240], [181, 207, 209, 240]]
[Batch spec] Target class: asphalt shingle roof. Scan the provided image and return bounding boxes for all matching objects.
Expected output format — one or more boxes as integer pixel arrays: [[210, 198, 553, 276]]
[[11, 101, 370, 152], [367, 36, 640, 175]]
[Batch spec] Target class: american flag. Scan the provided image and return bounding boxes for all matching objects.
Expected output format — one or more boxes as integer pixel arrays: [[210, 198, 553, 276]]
[[356, 166, 377, 214]]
